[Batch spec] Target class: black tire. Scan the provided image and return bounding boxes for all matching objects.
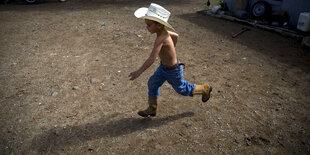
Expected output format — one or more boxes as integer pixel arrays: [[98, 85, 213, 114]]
[[251, 1, 270, 19], [25, 0, 37, 4]]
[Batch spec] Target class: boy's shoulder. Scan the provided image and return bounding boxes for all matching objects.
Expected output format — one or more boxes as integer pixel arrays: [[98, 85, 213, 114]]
[[155, 31, 170, 44]]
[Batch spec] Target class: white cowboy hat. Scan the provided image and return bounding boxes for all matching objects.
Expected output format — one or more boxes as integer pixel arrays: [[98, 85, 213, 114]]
[[134, 3, 175, 31]]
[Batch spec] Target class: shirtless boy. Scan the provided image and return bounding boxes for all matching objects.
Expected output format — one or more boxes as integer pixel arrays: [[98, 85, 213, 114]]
[[129, 3, 212, 117]]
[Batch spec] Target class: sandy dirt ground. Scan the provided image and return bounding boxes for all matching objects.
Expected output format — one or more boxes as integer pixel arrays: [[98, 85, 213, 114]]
[[0, 0, 310, 154]]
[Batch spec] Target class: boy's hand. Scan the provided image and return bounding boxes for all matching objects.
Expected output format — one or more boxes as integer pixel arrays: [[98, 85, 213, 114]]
[[129, 70, 141, 81]]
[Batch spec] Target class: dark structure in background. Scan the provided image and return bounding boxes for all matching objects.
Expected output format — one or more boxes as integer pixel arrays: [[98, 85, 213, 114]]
[[1, 0, 66, 4], [224, 0, 310, 31]]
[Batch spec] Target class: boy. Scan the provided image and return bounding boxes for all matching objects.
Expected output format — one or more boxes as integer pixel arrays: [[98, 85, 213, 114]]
[[129, 3, 212, 117]]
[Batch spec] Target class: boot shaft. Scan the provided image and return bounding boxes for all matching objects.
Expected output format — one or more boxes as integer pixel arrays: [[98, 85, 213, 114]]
[[192, 84, 211, 95], [148, 97, 158, 109]]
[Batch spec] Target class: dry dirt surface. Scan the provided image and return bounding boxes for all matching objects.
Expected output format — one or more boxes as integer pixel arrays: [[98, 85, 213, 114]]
[[1, 0, 310, 154]]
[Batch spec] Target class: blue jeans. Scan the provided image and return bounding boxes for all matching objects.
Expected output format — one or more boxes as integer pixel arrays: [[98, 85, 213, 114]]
[[148, 64, 196, 98]]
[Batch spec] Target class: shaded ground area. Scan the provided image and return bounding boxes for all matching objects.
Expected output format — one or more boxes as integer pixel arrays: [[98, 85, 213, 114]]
[[0, 0, 309, 154]]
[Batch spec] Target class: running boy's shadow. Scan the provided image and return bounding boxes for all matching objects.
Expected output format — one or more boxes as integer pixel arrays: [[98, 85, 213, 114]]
[[32, 112, 194, 152]]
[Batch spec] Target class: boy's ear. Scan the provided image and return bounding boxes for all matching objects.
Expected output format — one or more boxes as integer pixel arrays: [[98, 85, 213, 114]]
[[156, 23, 165, 30]]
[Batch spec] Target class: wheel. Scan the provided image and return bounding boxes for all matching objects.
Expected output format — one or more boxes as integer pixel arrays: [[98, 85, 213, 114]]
[[25, 0, 37, 4], [251, 1, 270, 19]]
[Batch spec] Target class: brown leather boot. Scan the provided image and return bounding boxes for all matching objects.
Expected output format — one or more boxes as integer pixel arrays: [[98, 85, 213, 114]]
[[138, 98, 157, 117], [192, 84, 212, 102]]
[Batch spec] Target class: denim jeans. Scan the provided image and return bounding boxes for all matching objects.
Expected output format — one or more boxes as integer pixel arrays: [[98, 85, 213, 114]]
[[148, 64, 196, 98]]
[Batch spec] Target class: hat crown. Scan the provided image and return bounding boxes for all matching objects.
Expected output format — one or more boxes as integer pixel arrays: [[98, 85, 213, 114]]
[[146, 3, 170, 21]]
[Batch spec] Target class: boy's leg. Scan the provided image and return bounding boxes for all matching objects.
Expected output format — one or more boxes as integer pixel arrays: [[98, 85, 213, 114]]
[[147, 66, 166, 98], [166, 66, 212, 102], [166, 66, 196, 96], [138, 66, 166, 117]]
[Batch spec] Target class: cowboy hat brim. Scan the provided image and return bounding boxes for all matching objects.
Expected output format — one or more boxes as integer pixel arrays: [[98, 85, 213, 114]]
[[134, 7, 175, 31]]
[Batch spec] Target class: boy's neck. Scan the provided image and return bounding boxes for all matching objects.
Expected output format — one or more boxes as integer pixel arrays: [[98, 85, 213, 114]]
[[156, 28, 167, 36]]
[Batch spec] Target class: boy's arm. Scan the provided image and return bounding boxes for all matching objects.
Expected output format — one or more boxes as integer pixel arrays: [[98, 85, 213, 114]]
[[129, 38, 163, 80], [168, 31, 179, 47]]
